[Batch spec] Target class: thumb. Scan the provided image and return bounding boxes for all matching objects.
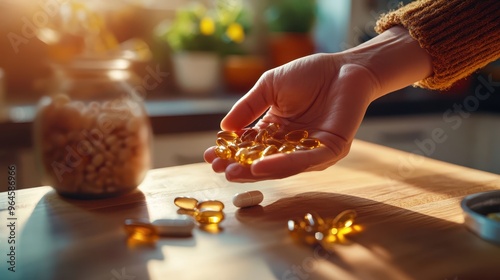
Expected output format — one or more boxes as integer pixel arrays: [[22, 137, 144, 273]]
[[221, 71, 274, 131]]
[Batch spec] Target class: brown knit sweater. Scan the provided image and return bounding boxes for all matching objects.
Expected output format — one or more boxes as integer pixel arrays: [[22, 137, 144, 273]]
[[375, 0, 500, 90]]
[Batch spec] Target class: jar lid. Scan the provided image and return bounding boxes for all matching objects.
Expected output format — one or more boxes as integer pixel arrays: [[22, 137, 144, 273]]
[[461, 190, 500, 245]]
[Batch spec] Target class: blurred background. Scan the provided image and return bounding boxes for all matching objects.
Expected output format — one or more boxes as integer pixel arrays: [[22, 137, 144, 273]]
[[1, 0, 499, 188]]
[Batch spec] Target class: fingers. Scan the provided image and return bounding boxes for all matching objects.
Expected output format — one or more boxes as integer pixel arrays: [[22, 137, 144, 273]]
[[203, 146, 217, 163], [225, 148, 330, 182], [221, 72, 274, 131], [212, 158, 232, 173]]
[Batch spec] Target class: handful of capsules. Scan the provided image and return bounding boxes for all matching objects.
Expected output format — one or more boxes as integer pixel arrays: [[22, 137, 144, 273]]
[[288, 210, 359, 247], [215, 123, 321, 166], [174, 197, 226, 225]]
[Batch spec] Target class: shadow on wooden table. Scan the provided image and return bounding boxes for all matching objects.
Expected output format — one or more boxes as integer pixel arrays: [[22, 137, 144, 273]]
[[236, 192, 500, 280], [342, 147, 500, 198], [16, 189, 163, 280]]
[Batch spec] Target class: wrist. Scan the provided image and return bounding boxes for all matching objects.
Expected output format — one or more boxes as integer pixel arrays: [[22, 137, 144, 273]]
[[342, 26, 433, 101]]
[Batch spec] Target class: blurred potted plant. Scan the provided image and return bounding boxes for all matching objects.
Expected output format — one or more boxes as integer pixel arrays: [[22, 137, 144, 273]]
[[156, 1, 255, 95], [216, 1, 268, 93], [265, 0, 317, 67], [156, 3, 221, 95]]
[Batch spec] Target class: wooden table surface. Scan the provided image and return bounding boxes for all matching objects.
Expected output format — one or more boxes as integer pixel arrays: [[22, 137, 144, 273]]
[[1, 140, 500, 280]]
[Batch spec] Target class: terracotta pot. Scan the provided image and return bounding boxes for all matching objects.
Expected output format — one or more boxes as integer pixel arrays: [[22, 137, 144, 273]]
[[223, 55, 268, 93], [268, 33, 315, 67], [172, 52, 221, 96]]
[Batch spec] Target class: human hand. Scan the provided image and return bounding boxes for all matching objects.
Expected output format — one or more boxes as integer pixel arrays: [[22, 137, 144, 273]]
[[204, 27, 432, 182], [204, 53, 380, 182]]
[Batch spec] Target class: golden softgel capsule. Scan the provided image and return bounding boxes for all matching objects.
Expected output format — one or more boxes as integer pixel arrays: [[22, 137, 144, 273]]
[[217, 131, 239, 141], [197, 200, 225, 211], [285, 130, 308, 143], [487, 212, 500, 222], [302, 212, 325, 232], [214, 123, 321, 165], [195, 210, 225, 224], [298, 138, 321, 150], [233, 190, 264, 208], [174, 197, 198, 210], [331, 209, 357, 229], [215, 145, 232, 160], [173, 197, 226, 229], [124, 219, 158, 242], [288, 210, 358, 247], [152, 217, 195, 237]]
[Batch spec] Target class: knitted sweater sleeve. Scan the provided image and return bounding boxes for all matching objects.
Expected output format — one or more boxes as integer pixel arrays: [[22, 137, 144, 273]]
[[375, 0, 500, 90]]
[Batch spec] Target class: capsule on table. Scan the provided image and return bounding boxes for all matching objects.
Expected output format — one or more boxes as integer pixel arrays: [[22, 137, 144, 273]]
[[331, 209, 357, 229], [174, 196, 198, 210], [197, 200, 225, 211], [240, 128, 258, 142], [265, 138, 283, 147], [237, 141, 255, 149], [227, 144, 238, 157], [316, 227, 338, 244], [152, 217, 195, 237], [233, 190, 264, 208], [217, 131, 238, 141], [123, 218, 158, 242], [195, 210, 225, 224], [295, 145, 311, 151]]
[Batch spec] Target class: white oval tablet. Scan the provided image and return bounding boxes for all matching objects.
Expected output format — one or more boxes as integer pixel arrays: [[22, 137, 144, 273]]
[[152, 217, 195, 237], [232, 190, 264, 208]]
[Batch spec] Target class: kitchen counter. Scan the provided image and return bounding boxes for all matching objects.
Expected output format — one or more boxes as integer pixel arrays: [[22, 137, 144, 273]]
[[3, 76, 500, 150], [1, 140, 500, 280]]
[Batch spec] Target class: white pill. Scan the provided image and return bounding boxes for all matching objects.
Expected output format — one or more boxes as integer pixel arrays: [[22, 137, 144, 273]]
[[152, 217, 195, 237], [232, 190, 264, 208]]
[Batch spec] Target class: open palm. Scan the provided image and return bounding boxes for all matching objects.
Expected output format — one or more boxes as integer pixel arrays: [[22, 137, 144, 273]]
[[204, 53, 381, 182]]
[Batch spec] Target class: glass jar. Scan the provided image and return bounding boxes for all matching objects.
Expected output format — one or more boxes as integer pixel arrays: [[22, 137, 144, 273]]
[[34, 57, 152, 198]]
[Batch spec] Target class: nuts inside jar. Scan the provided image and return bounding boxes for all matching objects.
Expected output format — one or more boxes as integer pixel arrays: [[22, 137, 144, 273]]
[[34, 94, 151, 197]]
